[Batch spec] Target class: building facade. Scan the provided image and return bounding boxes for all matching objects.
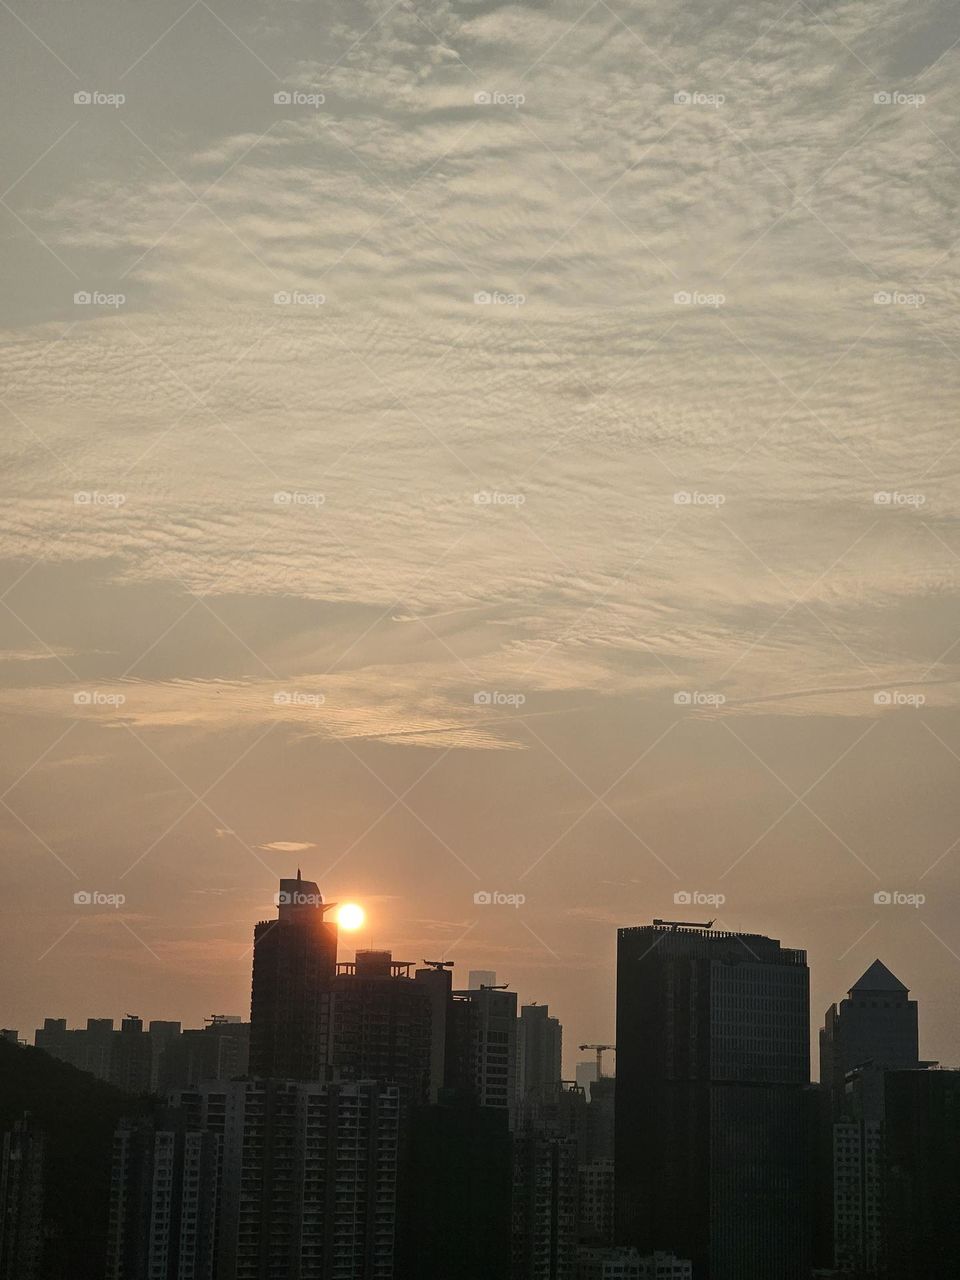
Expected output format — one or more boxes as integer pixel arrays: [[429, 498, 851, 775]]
[[0, 1116, 45, 1280], [109, 1078, 401, 1280], [615, 922, 810, 1280], [249, 874, 339, 1080], [819, 960, 919, 1117], [519, 1004, 563, 1101]]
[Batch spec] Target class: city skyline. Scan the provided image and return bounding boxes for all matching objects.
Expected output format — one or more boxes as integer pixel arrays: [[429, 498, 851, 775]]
[[2, 0, 959, 1154], [8, 880, 952, 1084]]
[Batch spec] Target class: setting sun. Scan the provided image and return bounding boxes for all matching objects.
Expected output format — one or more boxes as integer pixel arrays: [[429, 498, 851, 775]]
[[336, 903, 365, 932]]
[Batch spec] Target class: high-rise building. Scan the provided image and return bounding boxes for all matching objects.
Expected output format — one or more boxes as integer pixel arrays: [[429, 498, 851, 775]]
[[468, 970, 497, 990], [819, 960, 919, 1117], [249, 873, 338, 1079], [158, 1016, 250, 1090], [110, 1016, 155, 1095], [577, 1248, 693, 1280], [327, 950, 433, 1109], [105, 1114, 220, 1280], [615, 921, 810, 1280], [413, 962, 455, 1103], [830, 1078, 883, 1277], [398, 1090, 512, 1280], [0, 1115, 45, 1280], [818, 961, 923, 1276], [584, 1075, 614, 1163], [512, 1130, 579, 1280], [35, 1014, 249, 1093], [450, 985, 519, 1113], [882, 1067, 960, 1280], [36, 1016, 116, 1082], [155, 1077, 401, 1280], [578, 1160, 614, 1246], [519, 1004, 563, 1101]]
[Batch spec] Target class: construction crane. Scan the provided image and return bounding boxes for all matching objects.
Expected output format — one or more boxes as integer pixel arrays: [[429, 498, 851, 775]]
[[421, 960, 454, 970], [579, 1043, 615, 1078]]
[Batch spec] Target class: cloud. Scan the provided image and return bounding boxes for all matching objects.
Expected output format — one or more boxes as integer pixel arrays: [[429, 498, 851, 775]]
[[259, 840, 316, 851]]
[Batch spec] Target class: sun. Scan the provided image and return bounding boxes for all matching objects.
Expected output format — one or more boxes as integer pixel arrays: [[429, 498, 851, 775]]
[[337, 902, 365, 932]]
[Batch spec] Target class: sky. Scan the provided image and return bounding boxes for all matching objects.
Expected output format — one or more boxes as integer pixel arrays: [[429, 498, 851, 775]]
[[1, 0, 959, 1077]]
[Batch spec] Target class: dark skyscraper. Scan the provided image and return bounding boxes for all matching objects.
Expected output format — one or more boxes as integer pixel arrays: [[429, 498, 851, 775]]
[[0, 1115, 45, 1280], [450, 985, 519, 1113], [249, 873, 338, 1079], [615, 921, 810, 1280], [519, 1003, 562, 1101], [820, 962, 924, 1276], [819, 959, 919, 1116], [327, 950, 433, 1109], [882, 1067, 960, 1280], [399, 1092, 512, 1280]]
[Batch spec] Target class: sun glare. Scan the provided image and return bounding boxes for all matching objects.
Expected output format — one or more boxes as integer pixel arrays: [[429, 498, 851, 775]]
[[337, 903, 365, 932]]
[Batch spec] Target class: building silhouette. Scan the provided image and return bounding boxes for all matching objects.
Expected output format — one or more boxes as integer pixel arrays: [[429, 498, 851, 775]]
[[35, 1013, 250, 1092], [615, 921, 810, 1280], [134, 1078, 401, 1280], [882, 1067, 960, 1279], [105, 1113, 220, 1280], [249, 872, 339, 1079], [578, 1159, 614, 1246], [327, 950, 433, 1109], [399, 1090, 512, 1280], [512, 1129, 578, 1280], [519, 1004, 562, 1101], [578, 1249, 692, 1280], [820, 959, 919, 1117], [450, 984, 520, 1114], [0, 1115, 45, 1280], [819, 961, 923, 1276]]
